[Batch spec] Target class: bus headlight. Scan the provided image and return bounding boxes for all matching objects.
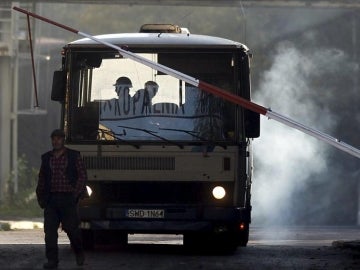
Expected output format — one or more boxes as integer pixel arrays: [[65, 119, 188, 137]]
[[212, 186, 226, 200], [86, 185, 93, 197]]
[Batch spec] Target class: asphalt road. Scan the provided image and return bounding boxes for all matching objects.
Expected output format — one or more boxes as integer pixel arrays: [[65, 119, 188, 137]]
[[0, 226, 359, 269]]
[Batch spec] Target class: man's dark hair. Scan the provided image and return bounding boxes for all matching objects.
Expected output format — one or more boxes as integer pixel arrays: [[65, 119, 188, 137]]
[[50, 129, 65, 138]]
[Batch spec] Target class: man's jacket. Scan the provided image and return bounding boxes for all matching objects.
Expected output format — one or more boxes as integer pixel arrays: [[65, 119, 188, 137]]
[[36, 148, 87, 208]]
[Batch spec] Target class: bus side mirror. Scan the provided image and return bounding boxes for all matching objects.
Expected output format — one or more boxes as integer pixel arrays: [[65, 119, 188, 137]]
[[51, 70, 66, 102], [245, 110, 260, 138]]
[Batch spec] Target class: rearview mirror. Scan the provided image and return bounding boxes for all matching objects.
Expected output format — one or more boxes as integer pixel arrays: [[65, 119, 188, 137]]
[[51, 70, 66, 102], [245, 110, 260, 138]]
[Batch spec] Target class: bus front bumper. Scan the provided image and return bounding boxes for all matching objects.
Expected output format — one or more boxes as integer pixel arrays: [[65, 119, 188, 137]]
[[79, 205, 250, 233]]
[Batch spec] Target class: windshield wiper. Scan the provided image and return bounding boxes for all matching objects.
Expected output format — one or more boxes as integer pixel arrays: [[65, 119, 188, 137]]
[[158, 128, 208, 141], [118, 125, 184, 149], [98, 128, 140, 149], [159, 128, 228, 149]]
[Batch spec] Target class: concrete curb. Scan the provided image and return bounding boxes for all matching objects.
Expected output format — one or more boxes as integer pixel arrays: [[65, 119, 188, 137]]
[[332, 240, 360, 251], [0, 219, 43, 230]]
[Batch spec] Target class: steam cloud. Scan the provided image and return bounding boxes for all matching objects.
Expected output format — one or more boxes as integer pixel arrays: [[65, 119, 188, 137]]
[[251, 42, 356, 225]]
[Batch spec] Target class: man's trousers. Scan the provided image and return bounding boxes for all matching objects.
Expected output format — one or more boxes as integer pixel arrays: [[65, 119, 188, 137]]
[[44, 193, 83, 262]]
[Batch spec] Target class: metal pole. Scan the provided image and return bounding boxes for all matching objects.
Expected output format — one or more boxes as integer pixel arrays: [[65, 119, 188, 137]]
[[26, 14, 40, 108], [11, 2, 20, 194], [12, 6, 360, 159]]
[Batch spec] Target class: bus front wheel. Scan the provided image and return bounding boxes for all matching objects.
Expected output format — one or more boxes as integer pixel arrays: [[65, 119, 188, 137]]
[[183, 232, 238, 254]]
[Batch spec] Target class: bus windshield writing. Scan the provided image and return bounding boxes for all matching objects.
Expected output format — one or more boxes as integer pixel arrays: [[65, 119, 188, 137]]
[[70, 52, 235, 143]]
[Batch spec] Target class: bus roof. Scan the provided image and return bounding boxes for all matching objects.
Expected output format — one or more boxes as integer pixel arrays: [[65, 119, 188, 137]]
[[68, 33, 248, 50]]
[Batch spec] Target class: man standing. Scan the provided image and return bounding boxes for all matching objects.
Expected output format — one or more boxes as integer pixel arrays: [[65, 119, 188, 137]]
[[36, 129, 87, 269]]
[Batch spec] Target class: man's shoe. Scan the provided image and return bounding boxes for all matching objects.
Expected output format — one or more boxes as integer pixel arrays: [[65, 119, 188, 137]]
[[76, 252, 85, 266], [43, 261, 58, 269]]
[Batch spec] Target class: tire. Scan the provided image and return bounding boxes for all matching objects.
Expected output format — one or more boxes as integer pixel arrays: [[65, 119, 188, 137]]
[[214, 233, 238, 254], [82, 229, 128, 249], [238, 225, 249, 247], [184, 232, 238, 254], [81, 229, 95, 250]]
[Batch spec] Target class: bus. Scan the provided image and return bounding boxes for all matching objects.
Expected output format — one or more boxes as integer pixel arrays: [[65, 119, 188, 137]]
[[51, 24, 260, 252]]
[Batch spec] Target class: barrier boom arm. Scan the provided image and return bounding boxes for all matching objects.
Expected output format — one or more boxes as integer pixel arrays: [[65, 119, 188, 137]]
[[13, 6, 360, 159]]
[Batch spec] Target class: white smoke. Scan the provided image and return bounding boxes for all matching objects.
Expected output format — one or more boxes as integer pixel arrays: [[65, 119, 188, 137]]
[[251, 42, 354, 225]]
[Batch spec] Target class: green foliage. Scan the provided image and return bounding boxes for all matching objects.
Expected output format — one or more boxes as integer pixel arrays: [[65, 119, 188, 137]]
[[0, 155, 42, 218], [0, 222, 11, 231]]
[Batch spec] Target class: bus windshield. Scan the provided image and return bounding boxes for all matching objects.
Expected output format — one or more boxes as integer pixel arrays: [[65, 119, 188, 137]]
[[69, 51, 236, 143]]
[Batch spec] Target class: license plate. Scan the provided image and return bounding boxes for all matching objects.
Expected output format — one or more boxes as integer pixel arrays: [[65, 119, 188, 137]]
[[127, 209, 165, 219]]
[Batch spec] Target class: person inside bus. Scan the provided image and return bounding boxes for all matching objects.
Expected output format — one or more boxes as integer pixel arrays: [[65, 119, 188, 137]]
[[101, 76, 132, 116], [114, 76, 132, 98], [132, 80, 159, 115]]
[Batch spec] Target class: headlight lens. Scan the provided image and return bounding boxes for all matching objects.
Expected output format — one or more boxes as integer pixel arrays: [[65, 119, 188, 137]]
[[86, 185, 93, 197], [212, 186, 226, 200]]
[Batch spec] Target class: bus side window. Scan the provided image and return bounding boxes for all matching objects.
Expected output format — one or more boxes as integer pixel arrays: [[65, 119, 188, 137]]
[[51, 70, 66, 102], [71, 102, 99, 140]]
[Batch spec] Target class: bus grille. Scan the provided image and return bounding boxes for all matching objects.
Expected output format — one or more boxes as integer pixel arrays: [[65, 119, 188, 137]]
[[83, 156, 175, 170], [86, 181, 234, 205]]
